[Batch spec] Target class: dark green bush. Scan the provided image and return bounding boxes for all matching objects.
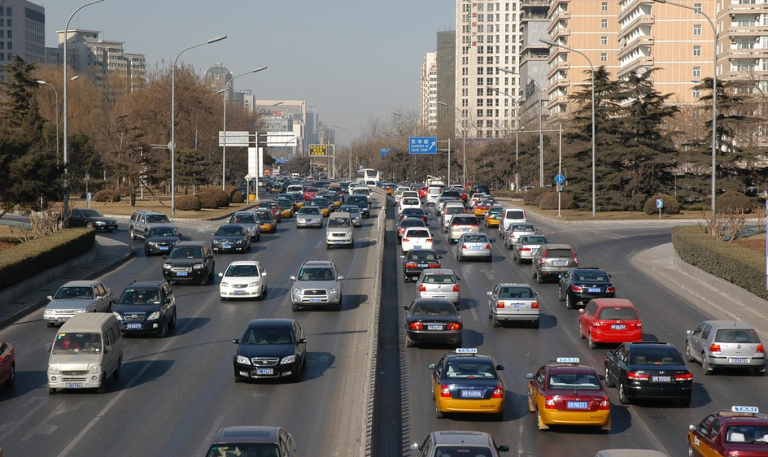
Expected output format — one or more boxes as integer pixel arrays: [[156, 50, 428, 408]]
[[717, 191, 755, 214], [176, 195, 202, 211], [523, 187, 549, 206], [642, 194, 680, 215], [198, 192, 219, 209], [536, 191, 573, 210], [93, 189, 121, 202]]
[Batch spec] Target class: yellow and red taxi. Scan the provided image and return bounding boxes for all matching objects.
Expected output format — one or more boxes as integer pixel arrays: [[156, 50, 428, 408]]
[[254, 209, 277, 233], [473, 199, 494, 217], [257, 200, 282, 222], [275, 196, 295, 218], [526, 357, 611, 432], [688, 406, 768, 456], [484, 205, 504, 228], [429, 348, 505, 421]]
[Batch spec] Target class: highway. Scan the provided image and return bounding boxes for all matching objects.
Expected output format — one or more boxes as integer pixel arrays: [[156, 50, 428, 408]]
[[1, 192, 768, 456]]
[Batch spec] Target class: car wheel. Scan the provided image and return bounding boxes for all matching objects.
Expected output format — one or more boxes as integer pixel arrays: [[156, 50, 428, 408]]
[[97, 382, 106, 394], [604, 366, 614, 387], [492, 316, 500, 328], [290, 363, 302, 383], [86, 222, 95, 229], [579, 323, 586, 339], [435, 407, 445, 419], [457, 254, 463, 262], [48, 387, 56, 395], [684, 342, 694, 362], [536, 273, 543, 284], [256, 234, 260, 242], [221, 296, 227, 301], [565, 293, 573, 309], [4, 363, 15, 387], [679, 395, 692, 407], [47, 322, 55, 328], [130, 229, 136, 240], [292, 302, 300, 311], [687, 444, 695, 457], [168, 309, 177, 329], [588, 333, 597, 349], [144, 248, 151, 256], [537, 410, 548, 430], [528, 392, 536, 412], [702, 354, 712, 375], [493, 411, 503, 422], [532, 319, 540, 329], [333, 296, 342, 311], [755, 368, 765, 376], [618, 381, 630, 405], [454, 336, 463, 348], [113, 357, 122, 379], [405, 335, 414, 347]]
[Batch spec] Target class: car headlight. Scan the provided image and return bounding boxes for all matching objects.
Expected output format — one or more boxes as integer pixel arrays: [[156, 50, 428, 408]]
[[75, 309, 86, 314], [193, 264, 204, 269], [234, 240, 242, 245], [88, 365, 101, 374], [248, 281, 259, 288], [329, 287, 338, 295], [95, 221, 106, 225], [163, 263, 172, 269], [44, 309, 53, 317], [292, 287, 300, 294], [280, 355, 296, 365], [112, 312, 123, 321], [221, 281, 230, 288], [148, 311, 161, 320], [49, 365, 61, 374], [236, 355, 251, 365]]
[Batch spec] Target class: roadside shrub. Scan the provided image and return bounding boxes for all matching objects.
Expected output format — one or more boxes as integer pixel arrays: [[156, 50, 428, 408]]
[[717, 191, 755, 214], [642, 194, 680, 215], [523, 187, 548, 206], [199, 187, 230, 208], [198, 192, 219, 209], [537, 191, 573, 210], [93, 189, 121, 203], [176, 195, 201, 211], [230, 189, 245, 203]]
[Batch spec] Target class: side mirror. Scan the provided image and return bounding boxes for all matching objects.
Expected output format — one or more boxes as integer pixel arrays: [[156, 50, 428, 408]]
[[162, 255, 168, 259], [177, 233, 183, 237], [232, 339, 240, 344], [409, 444, 420, 451], [605, 351, 615, 358], [218, 272, 224, 278], [262, 272, 268, 277], [497, 445, 510, 453], [487, 291, 493, 296], [47, 295, 53, 301], [104, 345, 113, 354], [45, 343, 52, 352], [338, 276, 344, 280], [686, 330, 693, 336], [402, 305, 410, 311], [399, 255, 405, 259], [428, 363, 436, 369], [298, 338, 308, 344], [689, 424, 698, 432], [496, 364, 505, 371], [579, 309, 585, 314], [525, 373, 534, 379], [111, 299, 118, 305], [289, 276, 297, 281]]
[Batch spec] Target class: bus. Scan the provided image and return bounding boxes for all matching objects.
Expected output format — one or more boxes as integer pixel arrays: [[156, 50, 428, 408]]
[[355, 168, 381, 185]]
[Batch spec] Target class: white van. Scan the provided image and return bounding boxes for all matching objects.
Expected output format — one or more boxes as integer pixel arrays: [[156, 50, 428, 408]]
[[46, 313, 123, 394], [425, 186, 444, 206]]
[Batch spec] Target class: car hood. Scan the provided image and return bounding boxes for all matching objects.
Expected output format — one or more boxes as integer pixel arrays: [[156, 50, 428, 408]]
[[294, 280, 338, 289], [49, 352, 101, 369], [298, 213, 322, 219], [213, 235, 245, 243], [237, 343, 296, 358], [46, 299, 96, 310], [113, 303, 162, 314], [165, 258, 204, 266], [146, 236, 179, 243], [222, 275, 260, 283]]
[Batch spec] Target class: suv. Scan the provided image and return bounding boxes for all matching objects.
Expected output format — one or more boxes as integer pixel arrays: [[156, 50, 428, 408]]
[[685, 320, 766, 375], [43, 280, 113, 327], [111, 280, 177, 337], [129, 210, 172, 240], [289, 260, 344, 311], [162, 241, 215, 285], [326, 212, 354, 248], [532, 244, 578, 283]]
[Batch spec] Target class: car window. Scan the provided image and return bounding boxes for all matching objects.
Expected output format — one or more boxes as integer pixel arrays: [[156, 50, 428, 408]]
[[328, 218, 351, 227], [631, 349, 682, 365], [406, 230, 430, 238], [217, 226, 245, 236], [714, 328, 760, 343], [424, 274, 456, 284], [413, 302, 455, 315], [548, 372, 601, 390], [231, 214, 256, 224], [597, 307, 638, 320], [701, 324, 712, 339], [53, 286, 93, 299], [524, 236, 548, 244], [148, 227, 177, 237], [225, 265, 259, 277], [300, 207, 320, 215], [146, 215, 170, 223], [505, 210, 525, 219], [546, 249, 573, 258], [120, 288, 161, 305], [298, 267, 335, 281], [463, 235, 486, 243], [576, 270, 609, 281], [170, 247, 203, 259], [410, 251, 437, 261], [444, 361, 496, 379], [498, 287, 534, 299]]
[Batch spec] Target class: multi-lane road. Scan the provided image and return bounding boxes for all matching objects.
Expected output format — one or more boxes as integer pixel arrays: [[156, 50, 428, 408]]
[[1, 191, 767, 456]]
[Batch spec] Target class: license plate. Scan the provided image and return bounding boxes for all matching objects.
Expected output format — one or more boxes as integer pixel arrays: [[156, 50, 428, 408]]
[[427, 325, 443, 330], [553, 260, 568, 266], [234, 290, 246, 295], [126, 323, 142, 329], [58, 317, 69, 323], [611, 324, 626, 330], [587, 287, 601, 293], [730, 357, 749, 363], [417, 264, 428, 267], [462, 228, 471, 232], [433, 296, 445, 299], [223, 245, 231, 249], [470, 246, 482, 250], [651, 375, 671, 383], [334, 241, 345, 244], [462, 390, 483, 398], [567, 401, 589, 409], [176, 271, 188, 277], [308, 298, 322, 303], [159, 246, 169, 251], [511, 303, 525, 308], [256, 368, 273, 375], [413, 245, 421, 249], [65, 383, 84, 389]]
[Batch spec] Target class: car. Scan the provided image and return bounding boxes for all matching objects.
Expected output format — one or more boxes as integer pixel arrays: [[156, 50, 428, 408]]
[[350, 185, 372, 206], [0, 338, 15, 388], [212, 224, 252, 253], [336, 204, 363, 227], [43, 280, 113, 327], [219, 260, 268, 301], [472, 198, 494, 217], [205, 426, 298, 457], [526, 357, 611, 432], [258, 200, 282, 222], [425, 186, 444, 206], [487, 283, 539, 327], [394, 186, 410, 203], [232, 319, 307, 383], [401, 227, 434, 253], [429, 348, 505, 420], [162, 241, 215, 285], [456, 233, 492, 262], [594, 451, 668, 457], [559, 268, 616, 309], [409, 430, 509, 457], [129, 210, 172, 240], [303, 186, 319, 200], [513, 234, 549, 264], [228, 211, 262, 241], [499, 208, 528, 239], [289, 260, 344, 311], [68, 208, 118, 231], [503, 223, 537, 249], [326, 212, 354, 248], [306, 197, 334, 216], [403, 298, 463, 348], [254, 209, 278, 233], [470, 184, 492, 196], [275, 195, 295, 218], [604, 342, 693, 406], [579, 299, 643, 348], [435, 195, 459, 216], [687, 406, 768, 457], [399, 207, 428, 225], [448, 214, 480, 243], [143, 224, 182, 256], [286, 191, 305, 209], [111, 280, 177, 337], [345, 195, 371, 217], [416, 268, 461, 307], [441, 202, 467, 232], [469, 192, 490, 208], [401, 248, 442, 282], [397, 218, 427, 244], [484, 205, 504, 228], [685, 320, 766, 376], [532, 244, 578, 283], [418, 186, 429, 198], [296, 206, 323, 228]]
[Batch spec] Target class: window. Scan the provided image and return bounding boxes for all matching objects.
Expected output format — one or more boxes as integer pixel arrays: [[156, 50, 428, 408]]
[[477, 77, 484, 85], [601, 36, 608, 46], [693, 3, 702, 13], [601, 1, 608, 12], [601, 19, 608, 29], [477, 109, 483, 118], [477, 88, 484, 96], [693, 66, 701, 78], [477, 67, 484, 75], [693, 24, 702, 36], [600, 52, 607, 62], [693, 45, 702, 57], [5, 19, 10, 27]]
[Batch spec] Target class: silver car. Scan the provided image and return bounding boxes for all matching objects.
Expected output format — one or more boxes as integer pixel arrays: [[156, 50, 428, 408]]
[[415, 268, 461, 307], [531, 243, 578, 283], [503, 223, 537, 249], [296, 206, 323, 228], [441, 203, 466, 232], [336, 204, 363, 227], [43, 280, 113, 327], [512, 235, 549, 264], [685, 320, 766, 375], [228, 211, 261, 241], [448, 214, 480, 243], [290, 260, 344, 311], [456, 233, 493, 262], [487, 283, 539, 328]]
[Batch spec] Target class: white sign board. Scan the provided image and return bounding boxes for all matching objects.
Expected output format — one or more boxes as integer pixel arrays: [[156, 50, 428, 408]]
[[248, 147, 265, 178], [218, 131, 250, 147]]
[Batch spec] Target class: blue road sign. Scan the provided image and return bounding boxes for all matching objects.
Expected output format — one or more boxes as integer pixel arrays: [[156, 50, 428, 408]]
[[409, 137, 438, 154], [656, 198, 664, 209], [554, 173, 565, 185], [381, 148, 391, 158]]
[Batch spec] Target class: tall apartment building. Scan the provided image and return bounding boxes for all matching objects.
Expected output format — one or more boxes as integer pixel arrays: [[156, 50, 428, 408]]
[[0, 0, 45, 82], [519, 0, 550, 126], [420, 51, 438, 132], [204, 62, 232, 95], [436, 31, 457, 135]]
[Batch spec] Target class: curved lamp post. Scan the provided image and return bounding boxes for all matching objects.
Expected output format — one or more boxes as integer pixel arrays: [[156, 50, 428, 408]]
[[331, 124, 352, 181], [38, 76, 80, 168], [170, 35, 227, 215]]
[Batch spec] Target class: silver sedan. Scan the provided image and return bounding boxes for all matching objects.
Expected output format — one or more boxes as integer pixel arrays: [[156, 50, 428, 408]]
[[415, 268, 461, 307], [456, 233, 493, 262], [296, 207, 323, 228]]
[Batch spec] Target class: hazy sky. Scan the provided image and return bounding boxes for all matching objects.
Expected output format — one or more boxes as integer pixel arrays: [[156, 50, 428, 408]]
[[42, 0, 455, 145]]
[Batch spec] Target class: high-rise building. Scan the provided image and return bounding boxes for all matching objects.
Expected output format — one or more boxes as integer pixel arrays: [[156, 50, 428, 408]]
[[204, 62, 232, 95], [436, 31, 457, 136], [420, 51, 438, 131], [0, 0, 45, 82], [519, 0, 549, 126]]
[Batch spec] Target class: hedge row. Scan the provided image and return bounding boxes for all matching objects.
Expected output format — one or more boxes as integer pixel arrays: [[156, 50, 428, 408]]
[[0, 228, 95, 290], [671, 226, 768, 301]]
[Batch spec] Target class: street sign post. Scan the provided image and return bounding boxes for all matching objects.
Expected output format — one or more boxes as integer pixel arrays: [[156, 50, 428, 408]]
[[554, 173, 565, 185], [309, 144, 328, 156], [656, 198, 664, 219], [409, 137, 438, 154]]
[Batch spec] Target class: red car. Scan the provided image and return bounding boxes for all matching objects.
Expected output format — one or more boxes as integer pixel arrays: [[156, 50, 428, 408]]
[[688, 406, 768, 456], [258, 201, 282, 222], [0, 338, 15, 388], [578, 298, 642, 348], [418, 186, 429, 198], [303, 187, 319, 200]]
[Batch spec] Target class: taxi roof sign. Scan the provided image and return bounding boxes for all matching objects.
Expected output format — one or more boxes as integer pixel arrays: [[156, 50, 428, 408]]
[[556, 357, 580, 364], [732, 406, 760, 413], [455, 348, 477, 354]]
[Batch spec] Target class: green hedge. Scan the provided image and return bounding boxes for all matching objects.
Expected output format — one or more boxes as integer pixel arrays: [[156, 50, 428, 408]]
[[0, 228, 95, 290], [672, 226, 768, 301]]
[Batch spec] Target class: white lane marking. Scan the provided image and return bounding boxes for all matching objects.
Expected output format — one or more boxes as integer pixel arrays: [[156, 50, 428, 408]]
[[22, 400, 82, 440], [0, 397, 48, 442], [196, 415, 227, 456]]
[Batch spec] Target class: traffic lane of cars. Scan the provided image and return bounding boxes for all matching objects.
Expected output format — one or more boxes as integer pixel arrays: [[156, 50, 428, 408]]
[[0, 203, 380, 457]]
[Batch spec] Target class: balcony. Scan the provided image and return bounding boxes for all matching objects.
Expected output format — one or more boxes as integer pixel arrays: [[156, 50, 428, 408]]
[[547, 61, 570, 79], [722, 27, 768, 39], [548, 18, 569, 35], [549, 78, 570, 90], [619, 14, 655, 36], [552, 27, 570, 40], [617, 0, 654, 23], [617, 36, 654, 60], [545, 94, 569, 112], [617, 56, 654, 78], [729, 4, 768, 14]]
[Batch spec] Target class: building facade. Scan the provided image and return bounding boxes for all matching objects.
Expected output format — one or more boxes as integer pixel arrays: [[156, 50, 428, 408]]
[[0, 0, 45, 82], [420, 51, 438, 131]]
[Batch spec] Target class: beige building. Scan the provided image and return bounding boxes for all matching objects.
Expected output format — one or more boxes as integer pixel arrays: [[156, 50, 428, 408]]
[[420, 52, 438, 132]]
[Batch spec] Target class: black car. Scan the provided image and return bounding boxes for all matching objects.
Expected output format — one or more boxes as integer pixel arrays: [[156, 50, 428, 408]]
[[604, 342, 693, 407], [212, 224, 251, 254], [403, 298, 462, 348], [162, 241, 215, 285], [233, 319, 307, 383], [399, 207, 428, 225], [68, 208, 118, 231], [345, 195, 370, 217], [112, 280, 177, 337], [205, 426, 298, 457], [558, 268, 616, 309], [396, 218, 427, 244], [470, 184, 492, 195], [144, 225, 182, 256], [401, 248, 442, 282]]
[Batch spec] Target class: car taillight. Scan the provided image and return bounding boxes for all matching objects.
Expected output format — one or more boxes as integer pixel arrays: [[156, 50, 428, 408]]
[[531, 301, 539, 309], [757, 344, 765, 353], [440, 384, 451, 397], [496, 301, 505, 309], [485, 244, 491, 250], [709, 343, 721, 352], [627, 371, 649, 381], [544, 395, 556, 409], [571, 285, 583, 293], [460, 244, 467, 250], [492, 384, 504, 398], [429, 263, 441, 268], [426, 238, 433, 243], [674, 373, 693, 381], [607, 286, 616, 293], [419, 285, 426, 292], [409, 322, 423, 330], [598, 398, 610, 410], [521, 247, 530, 252], [403, 238, 410, 243], [446, 322, 461, 331], [405, 262, 417, 269], [452, 284, 460, 293]]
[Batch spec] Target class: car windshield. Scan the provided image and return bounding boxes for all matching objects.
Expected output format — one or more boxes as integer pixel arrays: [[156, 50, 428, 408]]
[[148, 228, 178, 237], [406, 229, 430, 238], [146, 215, 169, 223], [347, 196, 365, 203], [505, 210, 525, 218], [231, 214, 256, 224], [53, 332, 101, 353], [548, 372, 601, 390], [298, 267, 335, 281], [444, 361, 496, 379], [631, 350, 683, 365], [498, 287, 534, 299], [462, 235, 488, 243], [408, 250, 438, 261], [53, 286, 93, 300], [523, 236, 548, 244], [300, 207, 320, 215], [513, 225, 535, 232], [256, 213, 272, 221], [241, 327, 294, 345], [546, 249, 573, 258], [216, 226, 245, 236], [412, 302, 455, 315], [119, 288, 161, 305], [423, 274, 457, 284], [575, 270, 609, 282], [715, 328, 760, 344], [597, 307, 638, 320], [401, 220, 425, 228], [328, 218, 351, 227], [170, 247, 203, 259], [339, 207, 360, 214], [206, 444, 280, 457], [225, 264, 259, 277], [452, 217, 477, 225]]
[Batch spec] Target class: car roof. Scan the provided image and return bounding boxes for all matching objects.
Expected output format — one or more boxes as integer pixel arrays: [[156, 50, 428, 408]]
[[497, 282, 533, 288], [218, 223, 245, 229], [700, 320, 757, 330], [590, 298, 635, 308], [211, 426, 282, 445], [430, 430, 496, 447], [175, 241, 207, 246], [226, 260, 261, 267], [247, 318, 295, 329], [147, 224, 176, 230], [61, 280, 102, 287], [124, 280, 165, 289], [543, 244, 573, 250], [422, 268, 456, 275], [302, 260, 334, 267]]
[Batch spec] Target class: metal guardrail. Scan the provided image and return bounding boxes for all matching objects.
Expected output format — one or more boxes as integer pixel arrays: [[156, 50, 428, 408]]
[[0, 219, 31, 230]]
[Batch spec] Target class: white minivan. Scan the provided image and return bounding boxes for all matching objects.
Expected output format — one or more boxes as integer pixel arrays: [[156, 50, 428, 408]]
[[46, 313, 123, 394]]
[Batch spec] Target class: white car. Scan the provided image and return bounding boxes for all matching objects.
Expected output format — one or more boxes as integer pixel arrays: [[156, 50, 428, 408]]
[[394, 186, 410, 203], [398, 197, 422, 215], [401, 227, 434, 253], [219, 260, 268, 301], [499, 208, 528, 239]]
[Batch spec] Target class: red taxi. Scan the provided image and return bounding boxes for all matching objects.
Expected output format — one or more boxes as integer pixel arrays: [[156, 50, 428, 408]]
[[526, 357, 610, 432], [579, 298, 643, 349], [688, 406, 768, 456], [303, 187, 319, 200], [257, 200, 282, 222]]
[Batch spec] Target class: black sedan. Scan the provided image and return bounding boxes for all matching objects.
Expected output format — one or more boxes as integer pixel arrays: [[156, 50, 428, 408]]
[[212, 224, 251, 254], [68, 208, 118, 231], [233, 319, 307, 383], [401, 248, 442, 282], [144, 225, 182, 256], [399, 207, 428, 225], [558, 267, 615, 309], [402, 298, 462, 348], [604, 342, 693, 407]]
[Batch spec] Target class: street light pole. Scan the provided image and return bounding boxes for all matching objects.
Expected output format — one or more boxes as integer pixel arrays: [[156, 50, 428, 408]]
[[541, 39, 596, 217], [171, 35, 227, 215], [331, 124, 352, 182], [487, 87, 518, 191], [36, 80, 60, 166], [218, 66, 267, 190], [652, 0, 717, 220]]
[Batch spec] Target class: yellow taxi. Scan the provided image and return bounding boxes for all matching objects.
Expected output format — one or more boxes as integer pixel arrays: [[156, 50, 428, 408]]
[[429, 348, 505, 421], [688, 406, 768, 456], [254, 209, 277, 233], [306, 198, 334, 217], [484, 205, 503, 228], [526, 357, 611, 432], [275, 196, 295, 218], [473, 199, 493, 217]]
